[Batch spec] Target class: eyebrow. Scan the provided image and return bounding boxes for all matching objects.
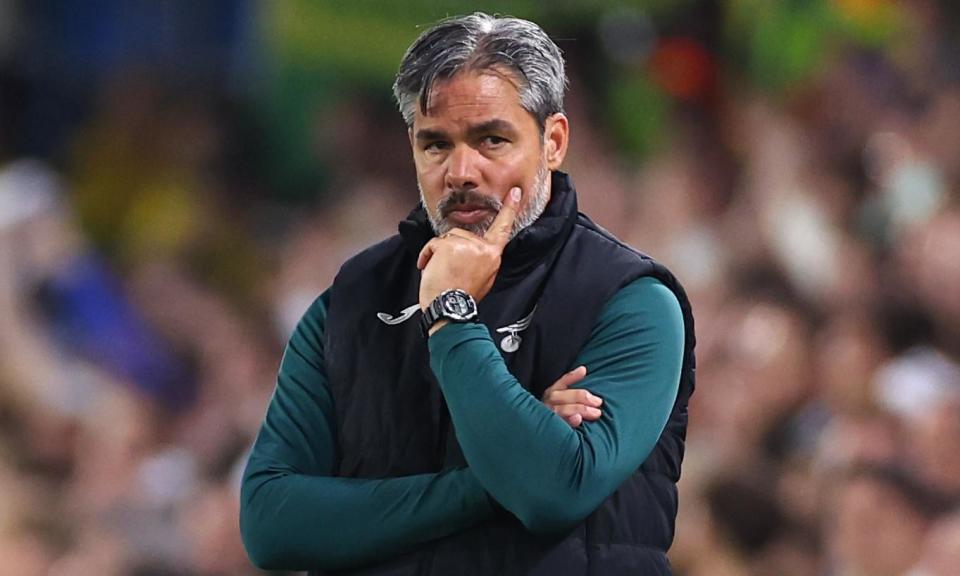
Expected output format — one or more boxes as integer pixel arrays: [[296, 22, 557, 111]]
[[414, 119, 518, 142]]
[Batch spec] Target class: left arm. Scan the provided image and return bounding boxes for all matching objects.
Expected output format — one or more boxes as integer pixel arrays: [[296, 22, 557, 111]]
[[429, 276, 683, 534]]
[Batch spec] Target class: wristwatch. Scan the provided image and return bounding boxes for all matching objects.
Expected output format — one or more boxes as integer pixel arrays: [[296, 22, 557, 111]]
[[421, 289, 479, 333]]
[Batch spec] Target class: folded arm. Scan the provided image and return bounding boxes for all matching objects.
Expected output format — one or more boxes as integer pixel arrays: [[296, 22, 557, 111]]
[[429, 276, 684, 534], [239, 291, 493, 572]]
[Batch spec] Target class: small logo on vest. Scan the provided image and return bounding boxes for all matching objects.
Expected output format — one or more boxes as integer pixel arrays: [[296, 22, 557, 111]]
[[496, 305, 537, 353], [377, 303, 420, 325]]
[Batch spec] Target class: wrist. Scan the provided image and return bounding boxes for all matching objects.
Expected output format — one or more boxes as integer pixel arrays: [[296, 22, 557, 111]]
[[428, 319, 451, 336], [421, 289, 479, 335]]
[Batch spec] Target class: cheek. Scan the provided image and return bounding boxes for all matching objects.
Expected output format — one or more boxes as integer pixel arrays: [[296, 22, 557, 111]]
[[415, 160, 443, 195], [414, 155, 443, 182], [488, 154, 537, 191], [517, 154, 548, 198]]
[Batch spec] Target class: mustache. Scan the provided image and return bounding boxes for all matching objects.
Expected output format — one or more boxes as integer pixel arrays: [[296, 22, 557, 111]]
[[438, 189, 502, 219]]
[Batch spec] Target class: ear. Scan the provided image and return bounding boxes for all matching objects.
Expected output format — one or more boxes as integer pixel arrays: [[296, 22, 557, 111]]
[[543, 113, 569, 170]]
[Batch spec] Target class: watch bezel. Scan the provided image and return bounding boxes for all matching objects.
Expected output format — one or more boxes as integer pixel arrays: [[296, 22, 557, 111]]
[[422, 289, 478, 333], [438, 289, 478, 321]]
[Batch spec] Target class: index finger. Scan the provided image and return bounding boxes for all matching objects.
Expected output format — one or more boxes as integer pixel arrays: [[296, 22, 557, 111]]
[[544, 366, 588, 394], [483, 186, 522, 248]]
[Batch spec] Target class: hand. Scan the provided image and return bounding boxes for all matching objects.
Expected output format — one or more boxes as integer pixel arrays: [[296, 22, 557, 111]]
[[417, 187, 522, 311], [542, 366, 603, 428]]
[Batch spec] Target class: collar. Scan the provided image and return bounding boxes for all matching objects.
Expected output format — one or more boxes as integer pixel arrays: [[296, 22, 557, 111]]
[[398, 171, 579, 283]]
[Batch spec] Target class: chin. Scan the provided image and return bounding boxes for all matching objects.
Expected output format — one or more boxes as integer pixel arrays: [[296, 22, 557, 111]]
[[438, 219, 493, 237]]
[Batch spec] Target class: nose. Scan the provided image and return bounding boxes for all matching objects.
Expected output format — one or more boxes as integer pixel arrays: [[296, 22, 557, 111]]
[[444, 144, 480, 191]]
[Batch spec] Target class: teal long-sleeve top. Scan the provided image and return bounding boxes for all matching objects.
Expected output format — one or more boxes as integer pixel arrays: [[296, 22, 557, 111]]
[[240, 276, 684, 572]]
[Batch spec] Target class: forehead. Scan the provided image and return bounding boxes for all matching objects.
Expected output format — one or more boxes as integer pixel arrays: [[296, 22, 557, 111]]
[[414, 70, 534, 129]]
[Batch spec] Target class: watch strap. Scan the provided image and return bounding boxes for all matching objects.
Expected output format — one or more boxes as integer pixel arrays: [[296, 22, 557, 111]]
[[420, 289, 478, 334]]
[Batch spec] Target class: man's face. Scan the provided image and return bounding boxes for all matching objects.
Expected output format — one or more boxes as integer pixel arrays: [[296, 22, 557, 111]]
[[410, 69, 567, 237]]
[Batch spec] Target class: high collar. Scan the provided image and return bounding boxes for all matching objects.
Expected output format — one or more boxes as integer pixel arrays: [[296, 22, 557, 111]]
[[399, 171, 579, 283]]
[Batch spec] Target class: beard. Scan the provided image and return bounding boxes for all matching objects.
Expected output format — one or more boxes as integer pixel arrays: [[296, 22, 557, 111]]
[[420, 159, 550, 239]]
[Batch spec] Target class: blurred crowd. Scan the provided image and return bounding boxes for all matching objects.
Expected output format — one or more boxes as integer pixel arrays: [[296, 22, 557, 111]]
[[2, 1, 960, 575]]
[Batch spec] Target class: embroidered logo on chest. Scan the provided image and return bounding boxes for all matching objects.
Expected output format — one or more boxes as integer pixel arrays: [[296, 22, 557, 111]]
[[495, 305, 537, 353], [376, 303, 420, 325]]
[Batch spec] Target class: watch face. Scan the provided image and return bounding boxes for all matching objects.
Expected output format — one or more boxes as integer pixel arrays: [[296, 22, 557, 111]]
[[440, 290, 477, 321]]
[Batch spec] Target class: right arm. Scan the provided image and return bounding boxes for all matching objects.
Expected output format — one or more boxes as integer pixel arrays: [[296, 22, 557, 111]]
[[239, 290, 494, 572]]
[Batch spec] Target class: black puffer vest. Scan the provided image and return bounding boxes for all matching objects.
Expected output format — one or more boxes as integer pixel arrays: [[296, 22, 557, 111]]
[[321, 172, 696, 575]]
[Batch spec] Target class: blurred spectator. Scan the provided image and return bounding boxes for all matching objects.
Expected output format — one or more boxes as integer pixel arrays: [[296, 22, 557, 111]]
[[0, 159, 193, 412], [906, 397, 960, 501], [910, 512, 960, 576], [827, 465, 941, 576]]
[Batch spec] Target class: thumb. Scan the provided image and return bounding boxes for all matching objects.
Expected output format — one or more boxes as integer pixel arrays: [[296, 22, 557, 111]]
[[484, 186, 522, 248]]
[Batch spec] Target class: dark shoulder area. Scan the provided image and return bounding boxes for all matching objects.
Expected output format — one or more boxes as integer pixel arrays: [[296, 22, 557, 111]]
[[333, 234, 409, 286], [573, 213, 654, 265]]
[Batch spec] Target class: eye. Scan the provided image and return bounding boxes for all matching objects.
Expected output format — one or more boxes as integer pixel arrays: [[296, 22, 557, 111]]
[[482, 135, 509, 148], [423, 141, 451, 153]]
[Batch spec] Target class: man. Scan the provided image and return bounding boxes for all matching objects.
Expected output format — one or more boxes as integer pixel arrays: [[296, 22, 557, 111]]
[[240, 12, 695, 576]]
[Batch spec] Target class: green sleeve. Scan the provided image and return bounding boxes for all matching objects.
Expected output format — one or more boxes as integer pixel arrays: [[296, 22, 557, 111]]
[[240, 290, 494, 572], [428, 276, 684, 534]]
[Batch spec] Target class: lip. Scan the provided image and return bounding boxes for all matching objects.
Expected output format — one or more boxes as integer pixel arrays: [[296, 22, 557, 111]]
[[446, 207, 495, 225]]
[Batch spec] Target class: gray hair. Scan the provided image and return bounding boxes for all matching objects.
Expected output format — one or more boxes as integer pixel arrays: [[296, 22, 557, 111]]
[[393, 13, 567, 131]]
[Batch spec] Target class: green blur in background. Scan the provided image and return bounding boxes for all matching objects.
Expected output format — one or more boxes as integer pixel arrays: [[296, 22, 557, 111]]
[[257, 0, 904, 199]]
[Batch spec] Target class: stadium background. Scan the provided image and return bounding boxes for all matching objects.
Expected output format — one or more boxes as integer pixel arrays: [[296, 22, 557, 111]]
[[1, 1, 959, 574]]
